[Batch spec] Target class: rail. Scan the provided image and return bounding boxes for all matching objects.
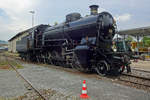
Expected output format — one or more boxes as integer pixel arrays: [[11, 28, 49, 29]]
[[5, 56, 47, 100], [120, 73, 150, 88]]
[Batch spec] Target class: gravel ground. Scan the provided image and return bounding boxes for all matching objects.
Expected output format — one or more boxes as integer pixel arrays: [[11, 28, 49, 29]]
[[0, 69, 28, 98], [18, 63, 150, 100], [130, 60, 150, 79], [131, 60, 150, 71], [131, 69, 150, 79]]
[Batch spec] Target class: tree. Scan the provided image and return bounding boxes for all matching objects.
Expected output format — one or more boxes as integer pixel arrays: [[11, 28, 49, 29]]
[[54, 22, 58, 26], [125, 35, 133, 42], [142, 36, 150, 47]]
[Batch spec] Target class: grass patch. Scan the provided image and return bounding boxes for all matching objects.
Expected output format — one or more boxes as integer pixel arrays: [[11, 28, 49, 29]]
[[0, 97, 5, 100], [0, 60, 23, 70], [0, 52, 23, 69], [11, 61, 24, 69], [0, 60, 10, 69], [3, 51, 19, 58], [0, 96, 24, 100], [0, 97, 17, 100], [0, 61, 9, 66]]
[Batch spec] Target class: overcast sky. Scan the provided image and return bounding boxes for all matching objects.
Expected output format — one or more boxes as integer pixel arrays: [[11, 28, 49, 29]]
[[0, 0, 150, 41]]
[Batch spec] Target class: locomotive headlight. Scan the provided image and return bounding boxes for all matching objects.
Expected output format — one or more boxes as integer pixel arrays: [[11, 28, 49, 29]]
[[109, 29, 113, 34]]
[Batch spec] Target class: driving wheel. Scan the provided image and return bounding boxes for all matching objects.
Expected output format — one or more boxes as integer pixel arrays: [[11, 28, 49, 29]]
[[95, 60, 109, 76]]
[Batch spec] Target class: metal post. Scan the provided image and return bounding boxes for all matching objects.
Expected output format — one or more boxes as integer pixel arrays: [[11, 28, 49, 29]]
[[123, 34, 127, 52], [29, 11, 35, 27], [137, 35, 140, 56], [117, 34, 118, 42], [123, 34, 126, 40], [142, 34, 144, 48], [142, 29, 144, 48]]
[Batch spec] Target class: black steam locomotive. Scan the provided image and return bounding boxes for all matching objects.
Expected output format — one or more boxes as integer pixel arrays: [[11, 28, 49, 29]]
[[16, 5, 131, 75]]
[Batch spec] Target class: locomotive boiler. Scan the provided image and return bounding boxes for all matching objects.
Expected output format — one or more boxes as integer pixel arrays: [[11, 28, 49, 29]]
[[16, 5, 131, 75]]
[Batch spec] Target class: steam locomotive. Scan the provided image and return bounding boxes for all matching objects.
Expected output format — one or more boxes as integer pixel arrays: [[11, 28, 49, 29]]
[[16, 5, 131, 75]]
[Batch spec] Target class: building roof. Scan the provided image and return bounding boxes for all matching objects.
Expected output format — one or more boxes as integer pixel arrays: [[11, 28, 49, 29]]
[[8, 24, 43, 42], [118, 26, 150, 36]]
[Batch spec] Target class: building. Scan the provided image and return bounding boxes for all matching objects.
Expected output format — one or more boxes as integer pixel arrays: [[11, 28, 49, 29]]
[[8, 30, 30, 53], [118, 26, 150, 56], [8, 25, 43, 53]]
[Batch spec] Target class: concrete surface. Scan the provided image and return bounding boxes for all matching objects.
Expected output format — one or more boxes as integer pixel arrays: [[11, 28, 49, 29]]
[[18, 63, 150, 100], [0, 70, 28, 98]]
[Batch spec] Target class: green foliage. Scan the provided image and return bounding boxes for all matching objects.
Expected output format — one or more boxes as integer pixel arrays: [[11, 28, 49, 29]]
[[0, 60, 23, 69], [142, 36, 150, 47], [125, 35, 133, 42], [0, 96, 19, 100], [54, 22, 58, 26], [0, 61, 8, 66], [11, 61, 24, 69]]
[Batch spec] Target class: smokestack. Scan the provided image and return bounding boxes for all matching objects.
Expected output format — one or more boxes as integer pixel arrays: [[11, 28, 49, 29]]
[[89, 5, 99, 15]]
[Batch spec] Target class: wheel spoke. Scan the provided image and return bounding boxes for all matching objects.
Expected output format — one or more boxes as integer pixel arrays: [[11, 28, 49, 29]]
[[95, 60, 109, 76]]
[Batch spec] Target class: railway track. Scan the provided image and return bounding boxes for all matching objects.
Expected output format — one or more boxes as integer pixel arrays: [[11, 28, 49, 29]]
[[5, 56, 48, 100], [119, 73, 150, 88], [3, 53, 150, 92], [132, 68, 150, 74]]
